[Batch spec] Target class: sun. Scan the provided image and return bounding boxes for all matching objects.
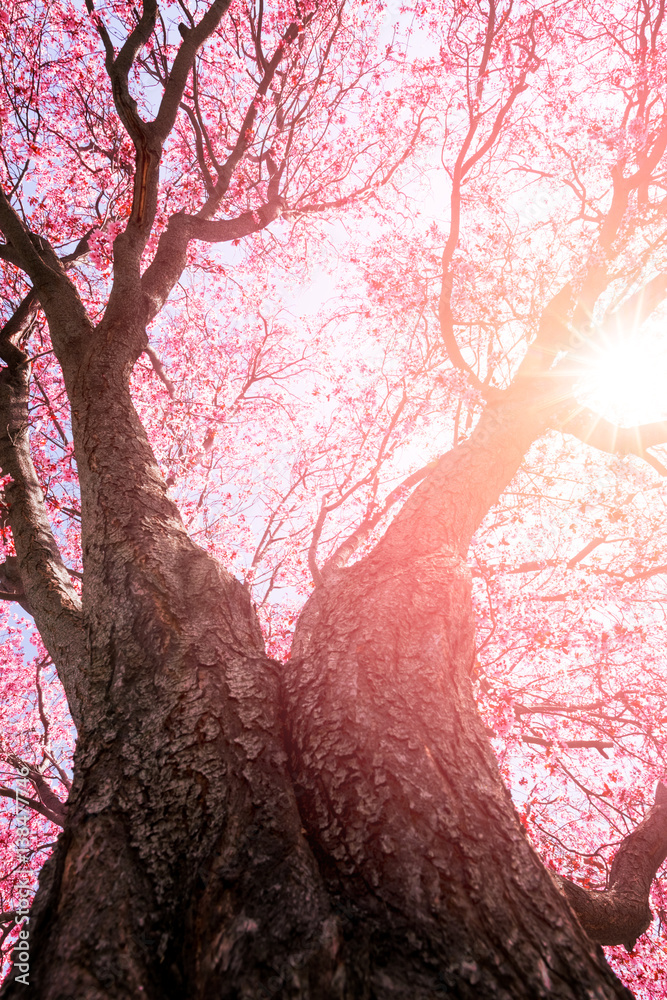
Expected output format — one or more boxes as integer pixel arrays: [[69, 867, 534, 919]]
[[575, 331, 667, 427]]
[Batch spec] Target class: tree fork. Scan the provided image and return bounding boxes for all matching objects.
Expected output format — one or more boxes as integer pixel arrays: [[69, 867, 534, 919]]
[[0, 268, 347, 998]]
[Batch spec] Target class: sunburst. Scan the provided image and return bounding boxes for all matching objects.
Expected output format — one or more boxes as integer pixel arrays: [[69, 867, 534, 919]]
[[575, 331, 667, 427]]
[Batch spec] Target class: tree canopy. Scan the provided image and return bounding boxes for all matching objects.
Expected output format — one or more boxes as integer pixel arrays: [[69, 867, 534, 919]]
[[2, 1, 667, 997]]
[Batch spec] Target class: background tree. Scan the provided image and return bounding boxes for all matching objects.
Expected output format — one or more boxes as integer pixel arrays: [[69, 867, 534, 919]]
[[2, 0, 667, 997]]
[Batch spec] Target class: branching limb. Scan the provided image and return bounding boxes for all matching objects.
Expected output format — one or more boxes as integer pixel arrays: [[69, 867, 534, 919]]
[[512, 282, 575, 378], [139, 7, 310, 315], [515, 112, 667, 387], [2, 752, 68, 827], [473, 538, 609, 580], [41, 749, 71, 793], [144, 346, 175, 399], [0, 219, 92, 280], [285, 107, 427, 221], [552, 781, 667, 951], [0, 188, 63, 286], [83, 0, 233, 315], [141, 198, 285, 320], [602, 270, 667, 336], [522, 736, 614, 757], [0, 296, 87, 730], [151, 1, 234, 149], [0, 785, 65, 827], [85, 0, 159, 145], [0, 187, 93, 356], [20, 766, 67, 826], [439, 9, 541, 388]]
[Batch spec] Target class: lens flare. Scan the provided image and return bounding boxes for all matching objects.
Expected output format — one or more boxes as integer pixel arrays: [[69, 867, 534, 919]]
[[576, 334, 667, 427]]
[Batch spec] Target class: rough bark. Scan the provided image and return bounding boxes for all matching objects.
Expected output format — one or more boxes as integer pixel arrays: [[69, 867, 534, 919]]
[[0, 276, 652, 997], [282, 385, 635, 1000], [0, 293, 88, 728], [9, 560, 342, 999], [0, 288, 343, 996], [0, 10, 663, 988], [553, 782, 667, 952]]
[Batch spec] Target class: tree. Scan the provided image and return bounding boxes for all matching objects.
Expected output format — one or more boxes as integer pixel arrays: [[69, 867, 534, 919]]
[[1, 0, 667, 997]]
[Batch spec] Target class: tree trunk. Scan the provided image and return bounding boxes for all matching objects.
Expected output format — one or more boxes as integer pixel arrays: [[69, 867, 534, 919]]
[[1, 306, 344, 999], [1, 5, 661, 990], [282, 387, 633, 1000], [0, 289, 642, 998], [284, 554, 633, 999], [7, 582, 343, 1000]]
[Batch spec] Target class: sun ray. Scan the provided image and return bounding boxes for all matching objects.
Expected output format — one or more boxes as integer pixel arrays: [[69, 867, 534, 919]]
[[575, 330, 667, 428]]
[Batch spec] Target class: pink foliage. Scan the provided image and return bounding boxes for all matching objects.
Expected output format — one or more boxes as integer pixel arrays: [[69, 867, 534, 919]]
[[1, 0, 667, 991]]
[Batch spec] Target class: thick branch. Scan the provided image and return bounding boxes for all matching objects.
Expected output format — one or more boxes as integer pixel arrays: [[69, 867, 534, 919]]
[[553, 781, 667, 951], [141, 199, 285, 320], [22, 765, 67, 826], [152, 0, 233, 146], [0, 298, 87, 730], [94, 0, 232, 312], [521, 736, 614, 757], [0, 188, 93, 354], [3, 753, 68, 826], [513, 282, 575, 376], [0, 188, 62, 285], [144, 346, 175, 398], [0, 557, 33, 614], [375, 370, 566, 560], [85, 0, 158, 145], [319, 460, 438, 580], [137, 7, 307, 316], [0, 786, 64, 826]]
